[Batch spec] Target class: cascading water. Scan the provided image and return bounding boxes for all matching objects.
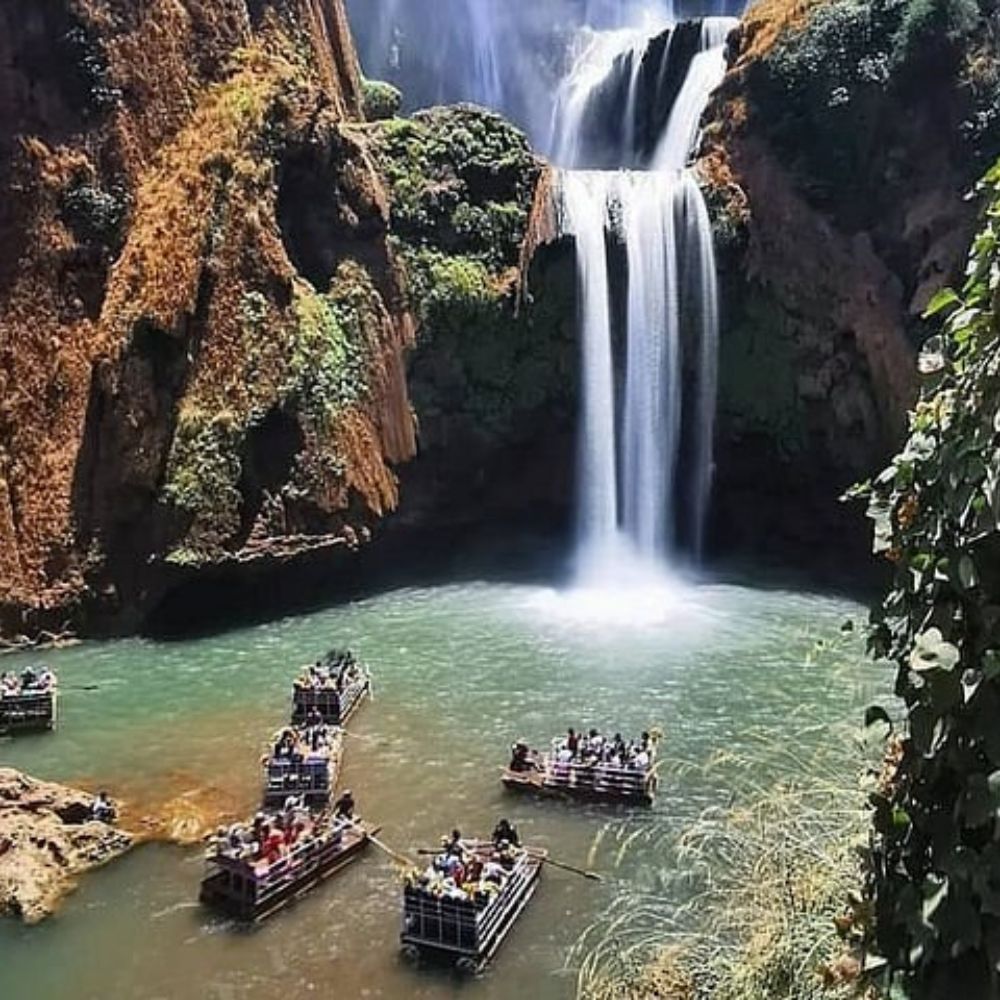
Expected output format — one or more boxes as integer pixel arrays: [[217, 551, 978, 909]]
[[346, 0, 737, 590], [620, 174, 681, 562], [551, 15, 736, 585], [560, 173, 620, 578]]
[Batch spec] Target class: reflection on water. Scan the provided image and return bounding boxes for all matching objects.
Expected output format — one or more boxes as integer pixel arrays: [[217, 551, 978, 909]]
[[0, 576, 879, 1000]]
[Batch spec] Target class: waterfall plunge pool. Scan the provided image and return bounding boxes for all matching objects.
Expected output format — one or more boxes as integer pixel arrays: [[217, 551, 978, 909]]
[[0, 571, 880, 999]]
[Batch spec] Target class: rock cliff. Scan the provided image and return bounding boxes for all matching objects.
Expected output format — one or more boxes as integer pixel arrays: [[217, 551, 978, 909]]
[[0, 0, 416, 636], [698, 0, 998, 570], [0, 768, 131, 922]]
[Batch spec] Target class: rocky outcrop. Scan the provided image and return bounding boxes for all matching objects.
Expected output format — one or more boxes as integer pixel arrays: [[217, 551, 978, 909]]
[[365, 106, 577, 537], [0, 0, 417, 637], [696, 0, 998, 569], [0, 768, 131, 923]]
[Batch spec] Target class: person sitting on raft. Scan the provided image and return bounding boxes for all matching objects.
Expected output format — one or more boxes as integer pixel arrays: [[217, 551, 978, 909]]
[[334, 789, 355, 821], [509, 740, 540, 772]]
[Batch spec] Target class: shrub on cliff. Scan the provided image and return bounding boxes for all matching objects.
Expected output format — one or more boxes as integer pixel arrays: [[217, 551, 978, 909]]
[[370, 105, 540, 270], [748, 0, 997, 204], [361, 78, 401, 121], [858, 160, 1000, 997]]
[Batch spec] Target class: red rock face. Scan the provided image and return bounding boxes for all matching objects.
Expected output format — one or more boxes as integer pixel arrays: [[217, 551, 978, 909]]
[[0, 0, 416, 637]]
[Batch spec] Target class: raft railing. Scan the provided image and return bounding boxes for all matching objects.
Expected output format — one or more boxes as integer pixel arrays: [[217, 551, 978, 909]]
[[262, 755, 332, 806], [0, 689, 57, 732], [402, 851, 537, 956], [205, 818, 355, 910], [541, 758, 652, 796]]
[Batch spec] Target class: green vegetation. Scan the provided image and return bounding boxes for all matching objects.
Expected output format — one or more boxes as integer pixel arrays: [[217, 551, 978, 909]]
[[368, 104, 574, 449], [59, 177, 129, 252], [371, 105, 540, 270], [573, 632, 874, 999], [361, 78, 402, 121], [285, 275, 369, 430], [749, 0, 997, 201], [858, 161, 1000, 995], [162, 406, 246, 562], [717, 290, 806, 457]]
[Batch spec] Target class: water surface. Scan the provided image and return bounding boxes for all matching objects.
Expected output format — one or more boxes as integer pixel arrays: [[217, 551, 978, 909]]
[[0, 574, 879, 1000]]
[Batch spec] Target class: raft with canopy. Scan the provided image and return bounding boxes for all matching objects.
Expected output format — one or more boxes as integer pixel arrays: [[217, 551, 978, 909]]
[[200, 816, 378, 923], [261, 727, 342, 810], [291, 649, 371, 727], [0, 675, 58, 735]]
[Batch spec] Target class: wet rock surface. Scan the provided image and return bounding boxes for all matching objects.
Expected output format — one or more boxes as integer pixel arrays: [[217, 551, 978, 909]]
[[0, 768, 132, 923]]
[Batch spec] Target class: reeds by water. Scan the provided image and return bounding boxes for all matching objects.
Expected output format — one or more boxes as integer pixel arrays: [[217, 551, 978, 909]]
[[570, 649, 882, 1000]]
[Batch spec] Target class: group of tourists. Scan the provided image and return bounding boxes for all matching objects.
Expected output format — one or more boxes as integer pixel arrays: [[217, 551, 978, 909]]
[[206, 657, 366, 881], [269, 713, 333, 762], [293, 650, 362, 694], [555, 728, 654, 770], [0, 666, 56, 698], [509, 727, 655, 776], [411, 819, 525, 904]]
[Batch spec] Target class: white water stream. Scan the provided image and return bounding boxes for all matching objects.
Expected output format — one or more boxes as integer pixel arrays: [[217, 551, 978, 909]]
[[554, 16, 736, 583]]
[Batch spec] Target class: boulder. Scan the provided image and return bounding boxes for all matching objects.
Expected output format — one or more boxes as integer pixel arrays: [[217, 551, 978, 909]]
[[0, 768, 132, 923]]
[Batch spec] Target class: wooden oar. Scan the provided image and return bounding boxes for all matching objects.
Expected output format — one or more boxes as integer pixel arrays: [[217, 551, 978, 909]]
[[416, 847, 603, 882], [347, 820, 417, 869], [531, 852, 603, 882]]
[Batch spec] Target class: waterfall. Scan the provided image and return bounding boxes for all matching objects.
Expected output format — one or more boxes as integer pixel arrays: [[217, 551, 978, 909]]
[[653, 18, 736, 171], [344, 0, 736, 582], [559, 173, 620, 577], [551, 16, 735, 581], [682, 174, 720, 562], [621, 174, 682, 561]]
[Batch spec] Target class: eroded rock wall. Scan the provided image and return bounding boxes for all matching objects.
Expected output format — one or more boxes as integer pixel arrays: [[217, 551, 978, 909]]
[[0, 0, 417, 635], [698, 0, 998, 571], [0, 768, 131, 923]]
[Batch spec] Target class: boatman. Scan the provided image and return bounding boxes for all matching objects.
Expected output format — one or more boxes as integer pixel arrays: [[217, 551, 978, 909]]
[[334, 789, 355, 821], [492, 818, 520, 849]]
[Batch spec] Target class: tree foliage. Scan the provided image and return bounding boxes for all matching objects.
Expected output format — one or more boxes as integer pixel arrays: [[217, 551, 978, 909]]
[[860, 160, 1000, 997]]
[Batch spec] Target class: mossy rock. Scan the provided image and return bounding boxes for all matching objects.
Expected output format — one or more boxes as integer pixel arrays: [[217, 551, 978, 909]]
[[361, 78, 402, 121], [369, 104, 541, 270]]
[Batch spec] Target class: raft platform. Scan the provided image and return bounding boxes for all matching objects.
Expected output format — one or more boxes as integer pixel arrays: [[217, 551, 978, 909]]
[[502, 741, 658, 806], [291, 652, 371, 727], [400, 840, 544, 973], [200, 818, 377, 923], [262, 728, 343, 811], [0, 688, 58, 735]]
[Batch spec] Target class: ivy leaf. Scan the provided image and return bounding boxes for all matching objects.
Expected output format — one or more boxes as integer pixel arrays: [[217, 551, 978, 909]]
[[869, 496, 894, 554], [918, 335, 947, 375], [962, 668, 984, 703], [865, 705, 893, 729], [957, 555, 979, 591], [984, 650, 1000, 681], [924, 289, 960, 318], [922, 877, 949, 924], [910, 628, 960, 673]]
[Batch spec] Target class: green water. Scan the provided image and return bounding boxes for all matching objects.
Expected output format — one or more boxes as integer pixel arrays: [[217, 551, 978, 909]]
[[0, 574, 880, 1000]]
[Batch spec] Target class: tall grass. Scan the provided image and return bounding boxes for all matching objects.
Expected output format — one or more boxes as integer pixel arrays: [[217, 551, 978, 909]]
[[571, 690, 880, 999]]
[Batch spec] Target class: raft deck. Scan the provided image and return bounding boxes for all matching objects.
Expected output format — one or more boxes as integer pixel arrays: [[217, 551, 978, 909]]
[[291, 666, 370, 727], [262, 729, 343, 810], [0, 689, 57, 734], [200, 818, 376, 923], [400, 841, 544, 973], [502, 753, 657, 806]]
